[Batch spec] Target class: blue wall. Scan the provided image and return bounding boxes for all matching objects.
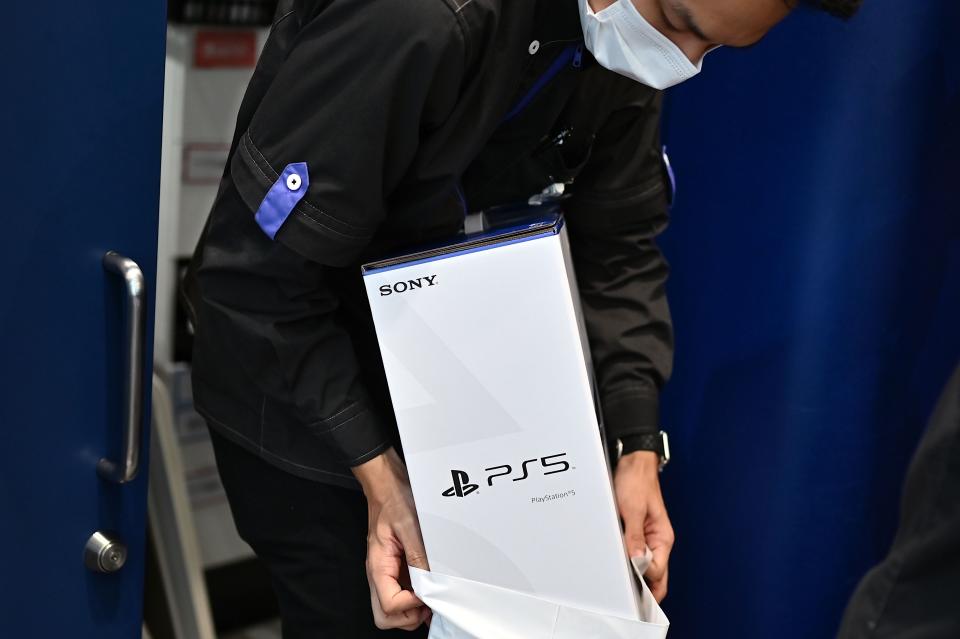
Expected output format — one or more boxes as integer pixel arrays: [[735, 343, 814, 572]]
[[658, 2, 960, 637]]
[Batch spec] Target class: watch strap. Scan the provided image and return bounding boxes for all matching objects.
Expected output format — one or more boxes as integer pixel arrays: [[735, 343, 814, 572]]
[[616, 430, 670, 471], [619, 432, 659, 454]]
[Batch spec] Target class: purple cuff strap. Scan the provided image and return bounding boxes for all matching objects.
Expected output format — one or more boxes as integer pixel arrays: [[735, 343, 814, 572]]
[[254, 162, 309, 239]]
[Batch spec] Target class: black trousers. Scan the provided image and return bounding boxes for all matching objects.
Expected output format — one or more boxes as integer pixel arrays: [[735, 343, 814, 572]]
[[837, 364, 960, 638], [209, 427, 430, 639]]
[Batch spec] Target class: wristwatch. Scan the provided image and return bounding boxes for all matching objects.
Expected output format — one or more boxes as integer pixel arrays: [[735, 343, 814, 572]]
[[616, 430, 670, 472]]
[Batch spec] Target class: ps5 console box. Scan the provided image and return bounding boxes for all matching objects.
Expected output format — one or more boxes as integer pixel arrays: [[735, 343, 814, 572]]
[[362, 211, 641, 622]]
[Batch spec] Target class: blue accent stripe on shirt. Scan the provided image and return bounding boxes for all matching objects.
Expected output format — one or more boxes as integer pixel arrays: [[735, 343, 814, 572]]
[[501, 43, 582, 124], [254, 162, 309, 239]]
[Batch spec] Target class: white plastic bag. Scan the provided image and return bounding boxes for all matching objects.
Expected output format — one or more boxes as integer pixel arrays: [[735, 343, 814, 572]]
[[410, 556, 669, 639]]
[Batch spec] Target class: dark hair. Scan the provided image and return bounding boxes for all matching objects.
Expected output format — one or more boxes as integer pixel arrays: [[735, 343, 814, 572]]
[[803, 0, 863, 18]]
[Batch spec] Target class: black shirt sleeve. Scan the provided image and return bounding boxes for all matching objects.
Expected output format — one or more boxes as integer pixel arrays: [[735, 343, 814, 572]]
[[564, 89, 674, 440], [230, 0, 467, 267], [193, 0, 467, 467]]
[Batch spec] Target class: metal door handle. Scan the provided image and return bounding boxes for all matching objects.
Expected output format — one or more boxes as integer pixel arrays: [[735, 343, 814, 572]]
[[99, 251, 146, 483]]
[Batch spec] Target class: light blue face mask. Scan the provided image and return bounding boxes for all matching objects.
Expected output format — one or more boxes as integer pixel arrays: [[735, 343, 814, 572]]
[[579, 0, 718, 90]]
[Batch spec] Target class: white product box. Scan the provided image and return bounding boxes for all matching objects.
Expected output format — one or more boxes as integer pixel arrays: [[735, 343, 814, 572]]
[[363, 211, 668, 636]]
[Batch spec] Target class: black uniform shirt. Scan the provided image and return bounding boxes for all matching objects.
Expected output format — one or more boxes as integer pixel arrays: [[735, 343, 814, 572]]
[[187, 0, 674, 487]]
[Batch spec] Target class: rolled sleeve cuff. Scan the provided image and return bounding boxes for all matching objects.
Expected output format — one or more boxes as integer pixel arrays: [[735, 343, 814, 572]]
[[309, 400, 394, 467], [231, 132, 375, 267], [601, 388, 661, 440]]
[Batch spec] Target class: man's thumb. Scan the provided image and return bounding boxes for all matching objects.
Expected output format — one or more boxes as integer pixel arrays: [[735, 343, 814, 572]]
[[623, 512, 647, 559], [399, 525, 430, 571]]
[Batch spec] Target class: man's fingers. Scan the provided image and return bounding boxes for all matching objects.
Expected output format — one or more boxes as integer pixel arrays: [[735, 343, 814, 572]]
[[644, 557, 666, 583], [647, 565, 669, 603], [392, 605, 430, 631], [405, 547, 430, 572], [393, 608, 429, 632], [622, 507, 648, 559], [646, 544, 671, 602], [370, 588, 428, 630], [644, 542, 671, 582], [358, 456, 431, 631], [374, 575, 424, 616], [397, 518, 431, 572], [613, 452, 674, 605], [366, 509, 429, 619], [369, 552, 425, 616], [648, 575, 668, 603]]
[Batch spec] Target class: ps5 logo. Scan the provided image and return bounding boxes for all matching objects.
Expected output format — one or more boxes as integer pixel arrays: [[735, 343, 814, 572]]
[[441, 470, 479, 498], [440, 453, 571, 498], [379, 274, 438, 296]]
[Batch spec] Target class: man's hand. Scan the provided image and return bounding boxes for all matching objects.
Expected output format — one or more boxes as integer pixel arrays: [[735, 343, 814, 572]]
[[353, 448, 431, 631], [614, 450, 675, 602]]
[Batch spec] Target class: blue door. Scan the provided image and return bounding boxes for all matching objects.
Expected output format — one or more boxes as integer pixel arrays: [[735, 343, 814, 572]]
[[658, 1, 960, 638], [0, 3, 166, 637]]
